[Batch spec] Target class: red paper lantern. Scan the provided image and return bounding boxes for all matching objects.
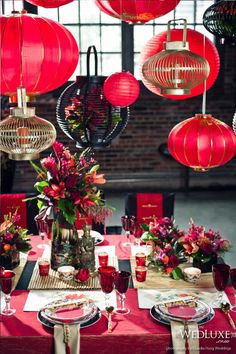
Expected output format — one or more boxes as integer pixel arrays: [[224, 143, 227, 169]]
[[26, 0, 73, 8], [94, 0, 180, 24], [104, 72, 140, 107], [140, 29, 220, 100], [168, 114, 236, 171], [0, 12, 79, 98]]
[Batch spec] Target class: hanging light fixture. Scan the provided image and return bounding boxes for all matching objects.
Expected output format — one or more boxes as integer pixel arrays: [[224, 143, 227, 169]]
[[94, 0, 180, 24], [0, 11, 79, 100], [203, 0, 236, 44], [0, 88, 56, 160], [56, 46, 129, 149], [168, 84, 236, 171], [142, 19, 210, 95], [139, 27, 220, 100], [104, 72, 140, 107], [26, 0, 74, 8]]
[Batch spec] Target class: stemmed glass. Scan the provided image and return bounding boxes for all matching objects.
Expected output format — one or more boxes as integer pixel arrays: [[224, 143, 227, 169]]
[[114, 270, 131, 315], [212, 264, 230, 307], [121, 215, 134, 247], [131, 217, 144, 248], [98, 266, 116, 308], [35, 219, 47, 249], [230, 268, 236, 312], [0, 269, 16, 316]]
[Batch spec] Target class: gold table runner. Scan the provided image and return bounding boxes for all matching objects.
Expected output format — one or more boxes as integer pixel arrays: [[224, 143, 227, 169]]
[[28, 256, 118, 290], [130, 257, 214, 289]]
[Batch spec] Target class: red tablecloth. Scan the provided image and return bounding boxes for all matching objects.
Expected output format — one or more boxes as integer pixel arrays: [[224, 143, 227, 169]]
[[1, 235, 236, 354]]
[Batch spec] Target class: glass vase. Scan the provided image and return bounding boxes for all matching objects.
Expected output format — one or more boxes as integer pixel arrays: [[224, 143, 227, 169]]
[[192, 254, 217, 273], [50, 213, 78, 270]]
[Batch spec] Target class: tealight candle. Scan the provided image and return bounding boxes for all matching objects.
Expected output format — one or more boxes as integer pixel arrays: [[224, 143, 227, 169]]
[[38, 259, 50, 276], [135, 252, 146, 266], [98, 252, 109, 266], [183, 267, 201, 283], [58, 266, 75, 281], [135, 266, 147, 282]]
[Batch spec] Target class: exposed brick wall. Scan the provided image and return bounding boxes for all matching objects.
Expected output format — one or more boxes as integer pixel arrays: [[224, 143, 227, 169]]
[[5, 45, 236, 193]]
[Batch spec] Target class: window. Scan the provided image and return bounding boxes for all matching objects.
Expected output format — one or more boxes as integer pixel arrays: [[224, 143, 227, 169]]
[[1, 0, 215, 79]]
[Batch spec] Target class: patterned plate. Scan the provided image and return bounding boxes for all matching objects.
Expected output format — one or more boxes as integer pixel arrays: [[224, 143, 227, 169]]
[[38, 308, 101, 329], [150, 306, 215, 326]]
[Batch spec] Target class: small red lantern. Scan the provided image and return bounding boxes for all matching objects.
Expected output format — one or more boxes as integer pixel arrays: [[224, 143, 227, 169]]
[[0, 11, 79, 98], [94, 0, 180, 24], [104, 72, 140, 107], [140, 29, 220, 100], [168, 114, 236, 171], [26, 0, 73, 8]]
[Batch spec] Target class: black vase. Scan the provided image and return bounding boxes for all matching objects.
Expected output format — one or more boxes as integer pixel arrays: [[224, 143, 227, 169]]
[[192, 255, 217, 273]]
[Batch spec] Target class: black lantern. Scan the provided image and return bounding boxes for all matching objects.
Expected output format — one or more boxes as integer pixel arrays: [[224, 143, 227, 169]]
[[203, 1, 236, 44], [56, 46, 129, 149]]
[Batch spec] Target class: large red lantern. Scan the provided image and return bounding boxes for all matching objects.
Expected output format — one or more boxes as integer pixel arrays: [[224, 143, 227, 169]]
[[104, 72, 140, 107], [94, 0, 180, 24], [140, 29, 220, 100], [0, 11, 79, 98], [168, 114, 236, 171], [26, 0, 74, 8]]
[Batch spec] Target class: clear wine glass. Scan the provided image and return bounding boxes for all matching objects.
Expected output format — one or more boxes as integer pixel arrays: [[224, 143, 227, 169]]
[[0, 269, 16, 316], [121, 215, 135, 247], [131, 217, 144, 248], [230, 268, 236, 312], [98, 266, 116, 308], [35, 219, 48, 249], [114, 270, 131, 315], [212, 264, 230, 307]]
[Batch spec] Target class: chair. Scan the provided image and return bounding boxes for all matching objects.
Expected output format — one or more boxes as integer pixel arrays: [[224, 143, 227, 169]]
[[125, 192, 175, 222], [0, 193, 39, 235]]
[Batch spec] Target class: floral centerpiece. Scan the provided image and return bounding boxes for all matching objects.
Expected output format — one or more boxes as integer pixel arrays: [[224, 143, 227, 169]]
[[30, 141, 111, 269], [0, 212, 31, 269], [178, 221, 231, 272], [141, 217, 184, 279]]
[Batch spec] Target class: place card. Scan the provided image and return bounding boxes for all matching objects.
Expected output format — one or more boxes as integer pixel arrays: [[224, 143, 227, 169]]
[[137, 288, 230, 309], [23, 289, 117, 312]]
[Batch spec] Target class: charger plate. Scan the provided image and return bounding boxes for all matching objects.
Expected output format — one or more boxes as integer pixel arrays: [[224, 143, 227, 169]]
[[150, 306, 215, 326]]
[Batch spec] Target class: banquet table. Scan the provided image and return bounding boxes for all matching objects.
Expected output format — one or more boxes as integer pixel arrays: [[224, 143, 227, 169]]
[[1, 235, 236, 354]]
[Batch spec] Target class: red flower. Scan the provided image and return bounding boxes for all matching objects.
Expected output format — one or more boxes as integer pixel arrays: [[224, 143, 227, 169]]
[[169, 254, 179, 268], [53, 141, 64, 157], [41, 156, 58, 179], [65, 176, 78, 190], [44, 182, 66, 200]]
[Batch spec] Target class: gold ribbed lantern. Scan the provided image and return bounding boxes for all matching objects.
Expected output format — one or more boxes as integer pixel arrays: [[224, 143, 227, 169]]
[[0, 106, 57, 160], [142, 19, 210, 95], [233, 111, 236, 134]]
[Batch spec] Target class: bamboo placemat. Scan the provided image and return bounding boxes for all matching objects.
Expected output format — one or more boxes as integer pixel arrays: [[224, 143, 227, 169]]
[[28, 256, 118, 290], [130, 257, 214, 289]]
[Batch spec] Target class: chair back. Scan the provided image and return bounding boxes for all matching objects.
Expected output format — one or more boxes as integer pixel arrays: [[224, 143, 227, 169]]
[[125, 192, 175, 223], [0, 193, 38, 234]]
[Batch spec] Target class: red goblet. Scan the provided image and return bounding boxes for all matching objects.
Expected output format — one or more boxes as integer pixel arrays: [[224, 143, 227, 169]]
[[114, 270, 131, 315], [0, 269, 16, 316], [121, 215, 135, 247], [98, 266, 116, 308], [131, 217, 144, 247], [230, 268, 236, 312], [212, 264, 230, 307]]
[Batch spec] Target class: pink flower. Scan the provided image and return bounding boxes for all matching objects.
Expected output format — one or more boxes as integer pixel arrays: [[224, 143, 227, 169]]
[[53, 141, 64, 157], [41, 156, 58, 179]]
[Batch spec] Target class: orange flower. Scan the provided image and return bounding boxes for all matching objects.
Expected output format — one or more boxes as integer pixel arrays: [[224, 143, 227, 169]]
[[165, 267, 173, 274], [3, 244, 11, 251], [91, 171, 106, 184], [162, 255, 169, 265], [0, 220, 13, 233]]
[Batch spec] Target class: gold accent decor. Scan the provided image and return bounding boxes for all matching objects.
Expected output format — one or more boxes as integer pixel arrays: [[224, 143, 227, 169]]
[[142, 19, 210, 95], [141, 204, 158, 208], [0, 88, 56, 160]]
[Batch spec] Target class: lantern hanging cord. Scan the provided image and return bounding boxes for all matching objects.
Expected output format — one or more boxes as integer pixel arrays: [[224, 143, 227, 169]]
[[202, 35, 206, 115], [12, 0, 15, 12]]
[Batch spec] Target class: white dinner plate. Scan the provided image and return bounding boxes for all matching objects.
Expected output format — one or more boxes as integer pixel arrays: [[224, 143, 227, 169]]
[[77, 230, 104, 245], [150, 306, 215, 326]]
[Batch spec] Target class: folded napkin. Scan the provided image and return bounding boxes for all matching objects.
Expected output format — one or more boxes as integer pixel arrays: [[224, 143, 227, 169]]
[[170, 320, 199, 354], [54, 324, 80, 354]]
